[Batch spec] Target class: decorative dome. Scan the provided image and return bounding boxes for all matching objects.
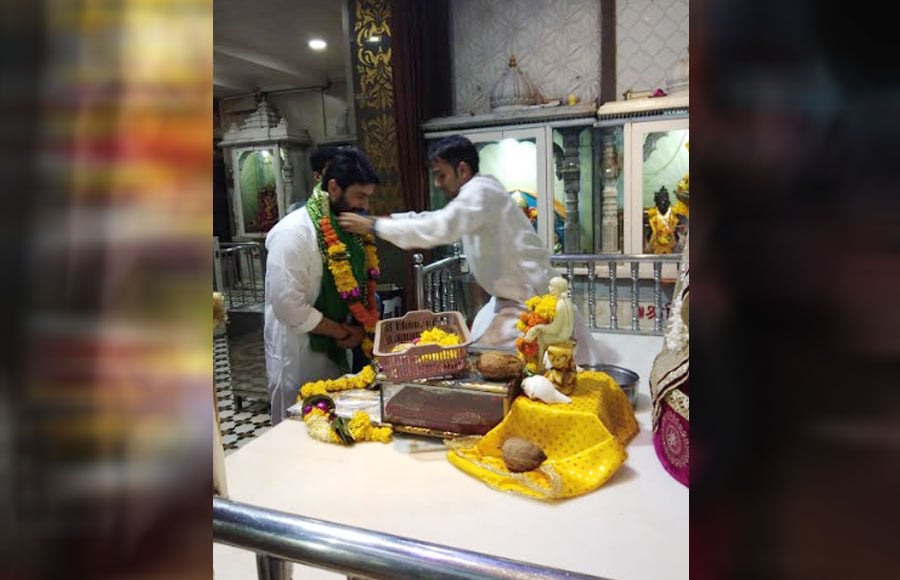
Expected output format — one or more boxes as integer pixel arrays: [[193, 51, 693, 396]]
[[490, 55, 541, 111]]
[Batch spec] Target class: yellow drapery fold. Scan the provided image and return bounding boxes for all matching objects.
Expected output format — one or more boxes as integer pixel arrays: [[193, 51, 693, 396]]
[[447, 371, 638, 500]]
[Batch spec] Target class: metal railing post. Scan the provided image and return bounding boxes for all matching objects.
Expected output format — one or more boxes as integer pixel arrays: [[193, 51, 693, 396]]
[[630, 262, 640, 331], [413, 254, 425, 310], [653, 261, 663, 334], [213, 236, 224, 294], [607, 260, 618, 330], [586, 261, 597, 328], [256, 553, 292, 580]]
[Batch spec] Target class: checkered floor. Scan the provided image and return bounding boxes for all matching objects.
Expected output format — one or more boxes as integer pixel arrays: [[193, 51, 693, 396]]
[[215, 334, 272, 453]]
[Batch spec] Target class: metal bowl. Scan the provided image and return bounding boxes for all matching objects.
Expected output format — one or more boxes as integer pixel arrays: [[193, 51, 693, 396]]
[[583, 364, 639, 407]]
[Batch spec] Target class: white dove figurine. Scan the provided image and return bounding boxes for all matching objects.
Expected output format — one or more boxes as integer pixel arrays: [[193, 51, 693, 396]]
[[521, 374, 572, 404]]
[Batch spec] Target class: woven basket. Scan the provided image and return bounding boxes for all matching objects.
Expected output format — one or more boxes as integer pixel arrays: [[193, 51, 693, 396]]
[[373, 310, 472, 381]]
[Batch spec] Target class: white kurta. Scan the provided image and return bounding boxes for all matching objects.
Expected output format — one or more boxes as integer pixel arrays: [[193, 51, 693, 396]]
[[376, 174, 603, 365], [263, 209, 344, 424]]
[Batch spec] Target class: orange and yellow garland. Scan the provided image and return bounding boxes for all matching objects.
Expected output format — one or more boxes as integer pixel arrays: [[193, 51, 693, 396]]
[[318, 204, 380, 358]]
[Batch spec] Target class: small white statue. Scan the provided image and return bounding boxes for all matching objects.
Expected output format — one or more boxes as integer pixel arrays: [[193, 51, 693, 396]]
[[521, 374, 572, 405], [524, 276, 575, 369]]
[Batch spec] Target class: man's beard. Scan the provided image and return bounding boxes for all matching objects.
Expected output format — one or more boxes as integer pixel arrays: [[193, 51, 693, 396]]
[[332, 192, 367, 215]]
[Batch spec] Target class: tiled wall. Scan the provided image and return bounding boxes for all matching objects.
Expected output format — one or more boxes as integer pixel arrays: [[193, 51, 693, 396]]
[[617, 0, 689, 97], [450, 0, 688, 113], [451, 0, 601, 115]]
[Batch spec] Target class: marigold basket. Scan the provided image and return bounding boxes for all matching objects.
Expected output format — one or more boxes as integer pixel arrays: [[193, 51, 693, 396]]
[[373, 310, 473, 381]]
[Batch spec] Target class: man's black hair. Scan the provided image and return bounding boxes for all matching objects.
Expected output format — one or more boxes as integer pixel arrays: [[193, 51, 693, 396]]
[[310, 145, 340, 175], [427, 135, 480, 175], [321, 148, 381, 190]]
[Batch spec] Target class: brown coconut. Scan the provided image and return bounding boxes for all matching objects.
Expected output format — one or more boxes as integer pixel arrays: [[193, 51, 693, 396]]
[[477, 351, 523, 381], [501, 436, 547, 473]]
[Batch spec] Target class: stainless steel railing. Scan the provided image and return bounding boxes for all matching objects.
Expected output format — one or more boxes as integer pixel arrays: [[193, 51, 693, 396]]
[[214, 497, 610, 580], [550, 253, 682, 334], [411, 251, 683, 335], [214, 237, 267, 312], [412, 248, 464, 313]]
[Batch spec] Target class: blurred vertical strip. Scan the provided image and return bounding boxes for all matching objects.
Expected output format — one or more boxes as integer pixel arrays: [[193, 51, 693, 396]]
[[0, 0, 44, 571], [2, 0, 213, 578], [691, 1, 900, 578]]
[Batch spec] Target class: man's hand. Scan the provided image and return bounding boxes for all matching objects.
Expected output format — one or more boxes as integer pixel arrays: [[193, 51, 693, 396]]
[[337, 212, 375, 235], [336, 323, 365, 349]]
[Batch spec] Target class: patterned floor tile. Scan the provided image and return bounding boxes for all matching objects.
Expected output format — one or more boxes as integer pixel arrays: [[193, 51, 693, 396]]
[[215, 334, 272, 454]]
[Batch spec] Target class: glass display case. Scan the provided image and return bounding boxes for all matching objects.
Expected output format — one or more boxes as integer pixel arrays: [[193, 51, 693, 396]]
[[550, 123, 623, 255], [628, 120, 690, 255]]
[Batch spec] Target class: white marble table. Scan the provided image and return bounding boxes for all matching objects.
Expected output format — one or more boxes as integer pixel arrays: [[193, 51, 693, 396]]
[[214, 334, 688, 580]]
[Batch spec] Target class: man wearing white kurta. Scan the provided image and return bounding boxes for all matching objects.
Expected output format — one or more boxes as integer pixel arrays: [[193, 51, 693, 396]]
[[264, 149, 380, 424], [338, 135, 602, 366]]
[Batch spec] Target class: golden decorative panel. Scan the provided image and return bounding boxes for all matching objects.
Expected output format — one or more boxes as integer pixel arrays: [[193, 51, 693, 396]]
[[355, 47, 393, 110], [359, 114, 396, 171], [350, 0, 403, 213]]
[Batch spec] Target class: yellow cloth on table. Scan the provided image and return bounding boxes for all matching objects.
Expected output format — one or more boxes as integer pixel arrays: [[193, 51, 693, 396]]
[[446, 371, 639, 501]]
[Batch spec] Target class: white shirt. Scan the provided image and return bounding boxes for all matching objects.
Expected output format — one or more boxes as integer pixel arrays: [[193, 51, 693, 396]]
[[375, 174, 604, 365], [377, 174, 552, 302], [263, 208, 343, 424]]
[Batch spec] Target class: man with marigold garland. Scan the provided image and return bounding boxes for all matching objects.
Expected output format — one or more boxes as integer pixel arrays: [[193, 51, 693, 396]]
[[264, 148, 382, 424]]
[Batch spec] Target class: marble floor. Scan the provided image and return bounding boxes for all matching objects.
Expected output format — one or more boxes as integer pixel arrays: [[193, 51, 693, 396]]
[[215, 327, 271, 453]]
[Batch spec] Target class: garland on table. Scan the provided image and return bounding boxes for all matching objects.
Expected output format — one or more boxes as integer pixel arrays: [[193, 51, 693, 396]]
[[298, 365, 377, 399], [301, 394, 392, 445], [312, 190, 380, 358]]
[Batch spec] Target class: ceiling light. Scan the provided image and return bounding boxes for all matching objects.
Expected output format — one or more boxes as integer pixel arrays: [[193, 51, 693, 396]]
[[308, 38, 327, 51], [366, 35, 381, 43]]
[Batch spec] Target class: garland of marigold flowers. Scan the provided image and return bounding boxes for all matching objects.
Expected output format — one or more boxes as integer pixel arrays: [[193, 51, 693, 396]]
[[298, 365, 377, 399], [302, 408, 392, 444], [316, 193, 380, 358]]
